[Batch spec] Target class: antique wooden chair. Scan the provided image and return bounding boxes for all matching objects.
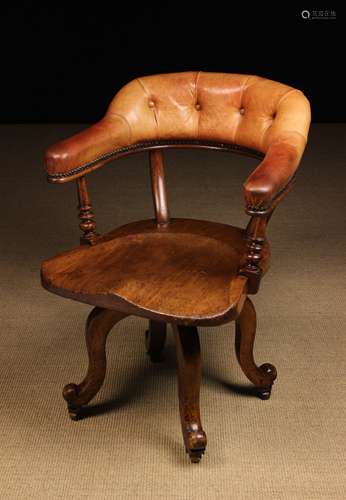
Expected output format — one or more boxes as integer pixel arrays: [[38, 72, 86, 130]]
[[41, 72, 310, 463]]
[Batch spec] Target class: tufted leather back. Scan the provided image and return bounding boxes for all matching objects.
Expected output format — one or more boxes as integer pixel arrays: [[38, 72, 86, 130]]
[[45, 72, 311, 180], [106, 71, 310, 155]]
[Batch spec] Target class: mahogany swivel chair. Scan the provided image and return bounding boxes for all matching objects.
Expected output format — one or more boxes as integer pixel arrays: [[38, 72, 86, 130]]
[[41, 72, 311, 463]]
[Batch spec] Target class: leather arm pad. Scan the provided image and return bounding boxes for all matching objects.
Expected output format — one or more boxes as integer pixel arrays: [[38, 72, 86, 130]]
[[44, 115, 131, 180], [243, 137, 305, 212]]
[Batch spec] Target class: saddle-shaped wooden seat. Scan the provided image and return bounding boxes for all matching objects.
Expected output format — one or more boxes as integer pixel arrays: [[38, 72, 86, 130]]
[[41, 72, 310, 463], [42, 218, 270, 325]]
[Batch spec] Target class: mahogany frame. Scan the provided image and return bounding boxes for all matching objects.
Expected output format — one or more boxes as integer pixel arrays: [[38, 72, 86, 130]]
[[69, 140, 294, 290], [45, 140, 293, 462]]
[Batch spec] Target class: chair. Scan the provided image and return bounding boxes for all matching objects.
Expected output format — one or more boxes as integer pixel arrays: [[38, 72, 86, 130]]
[[41, 72, 311, 463]]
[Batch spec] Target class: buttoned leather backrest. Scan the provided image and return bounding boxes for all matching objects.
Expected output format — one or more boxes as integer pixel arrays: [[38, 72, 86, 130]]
[[45, 71, 311, 180], [106, 71, 310, 156]]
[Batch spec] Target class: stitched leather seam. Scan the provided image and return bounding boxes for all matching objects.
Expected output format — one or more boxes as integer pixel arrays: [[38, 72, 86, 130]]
[[108, 112, 132, 144], [137, 77, 159, 138], [276, 88, 301, 108], [194, 70, 201, 139], [233, 75, 253, 144], [152, 106, 159, 133], [241, 75, 259, 93], [272, 129, 308, 144], [261, 89, 302, 151], [240, 75, 252, 98], [136, 77, 149, 96], [47, 140, 264, 180]]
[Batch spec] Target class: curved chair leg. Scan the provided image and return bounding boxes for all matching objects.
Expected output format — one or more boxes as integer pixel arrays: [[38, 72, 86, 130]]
[[63, 307, 128, 420], [235, 297, 277, 400], [173, 324, 207, 463], [145, 320, 167, 362]]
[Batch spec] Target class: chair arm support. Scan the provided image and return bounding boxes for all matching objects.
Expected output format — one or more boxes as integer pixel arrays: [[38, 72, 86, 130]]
[[243, 136, 305, 214], [44, 115, 131, 182]]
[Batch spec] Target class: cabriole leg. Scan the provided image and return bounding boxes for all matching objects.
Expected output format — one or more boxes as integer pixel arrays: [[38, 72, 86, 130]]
[[145, 320, 167, 362], [173, 324, 207, 463], [63, 307, 128, 420], [235, 297, 277, 399]]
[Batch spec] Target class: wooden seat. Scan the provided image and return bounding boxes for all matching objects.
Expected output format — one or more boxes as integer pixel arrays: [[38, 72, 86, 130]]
[[42, 218, 270, 325], [40, 72, 311, 463]]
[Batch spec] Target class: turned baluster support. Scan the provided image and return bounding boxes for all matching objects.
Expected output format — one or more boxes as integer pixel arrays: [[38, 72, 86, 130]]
[[76, 176, 99, 245], [240, 177, 296, 293], [240, 214, 267, 293]]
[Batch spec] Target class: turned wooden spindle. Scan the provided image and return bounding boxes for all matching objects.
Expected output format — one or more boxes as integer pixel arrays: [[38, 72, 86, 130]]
[[241, 214, 267, 293], [76, 176, 99, 245], [149, 150, 170, 225]]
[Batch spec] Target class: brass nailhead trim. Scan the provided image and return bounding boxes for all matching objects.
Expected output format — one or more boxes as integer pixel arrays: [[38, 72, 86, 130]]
[[47, 140, 264, 180]]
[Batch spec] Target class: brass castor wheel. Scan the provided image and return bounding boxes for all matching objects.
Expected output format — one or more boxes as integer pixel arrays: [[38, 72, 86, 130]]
[[257, 363, 277, 400], [63, 383, 83, 420], [185, 447, 205, 463], [184, 429, 207, 463], [67, 406, 83, 421], [257, 385, 273, 400]]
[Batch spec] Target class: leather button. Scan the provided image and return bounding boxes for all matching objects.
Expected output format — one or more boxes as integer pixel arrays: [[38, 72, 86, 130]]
[[195, 103, 201, 111], [148, 100, 155, 108], [239, 108, 245, 115]]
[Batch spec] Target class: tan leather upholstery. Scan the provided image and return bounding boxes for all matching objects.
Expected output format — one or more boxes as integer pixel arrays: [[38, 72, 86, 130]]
[[45, 72, 311, 208]]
